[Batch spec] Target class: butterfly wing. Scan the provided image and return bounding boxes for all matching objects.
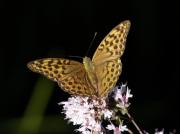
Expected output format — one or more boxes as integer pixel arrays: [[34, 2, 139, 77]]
[[27, 58, 96, 96], [92, 20, 131, 97]]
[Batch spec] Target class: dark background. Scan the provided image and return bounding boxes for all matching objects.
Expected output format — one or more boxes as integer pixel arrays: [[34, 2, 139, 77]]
[[1, 0, 179, 133]]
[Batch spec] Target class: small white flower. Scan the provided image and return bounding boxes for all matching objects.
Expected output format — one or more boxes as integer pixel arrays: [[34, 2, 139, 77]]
[[103, 109, 112, 119], [155, 129, 164, 134], [76, 126, 90, 134], [125, 86, 133, 102], [106, 122, 128, 132], [118, 124, 128, 132], [114, 84, 133, 102], [113, 84, 133, 113], [106, 124, 116, 130]]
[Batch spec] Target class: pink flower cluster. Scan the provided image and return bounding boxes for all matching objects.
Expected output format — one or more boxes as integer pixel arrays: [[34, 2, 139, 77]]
[[59, 84, 175, 134]]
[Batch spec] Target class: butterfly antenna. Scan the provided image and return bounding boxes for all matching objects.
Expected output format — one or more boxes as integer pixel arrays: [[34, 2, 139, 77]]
[[68, 55, 83, 59], [86, 32, 97, 56]]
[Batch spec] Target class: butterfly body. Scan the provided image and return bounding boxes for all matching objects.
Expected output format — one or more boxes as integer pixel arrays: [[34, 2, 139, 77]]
[[27, 20, 131, 98], [83, 56, 99, 93]]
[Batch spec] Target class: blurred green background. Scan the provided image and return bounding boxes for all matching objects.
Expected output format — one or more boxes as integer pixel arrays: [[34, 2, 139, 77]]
[[1, 0, 179, 133]]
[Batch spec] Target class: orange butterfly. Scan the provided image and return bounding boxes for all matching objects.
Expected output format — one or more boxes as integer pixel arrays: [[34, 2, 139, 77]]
[[27, 20, 131, 97]]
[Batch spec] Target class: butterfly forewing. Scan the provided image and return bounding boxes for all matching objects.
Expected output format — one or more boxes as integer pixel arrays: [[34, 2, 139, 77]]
[[92, 20, 130, 64], [27, 58, 96, 96], [92, 20, 131, 97]]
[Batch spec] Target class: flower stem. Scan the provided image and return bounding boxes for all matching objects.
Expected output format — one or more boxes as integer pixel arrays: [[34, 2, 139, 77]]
[[127, 129, 134, 134], [126, 112, 143, 134]]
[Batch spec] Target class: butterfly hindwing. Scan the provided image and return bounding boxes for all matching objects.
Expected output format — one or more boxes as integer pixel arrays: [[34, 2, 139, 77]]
[[57, 68, 97, 96], [95, 58, 122, 97]]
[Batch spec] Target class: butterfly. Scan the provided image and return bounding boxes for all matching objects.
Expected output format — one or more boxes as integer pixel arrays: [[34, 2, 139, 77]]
[[27, 20, 131, 98]]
